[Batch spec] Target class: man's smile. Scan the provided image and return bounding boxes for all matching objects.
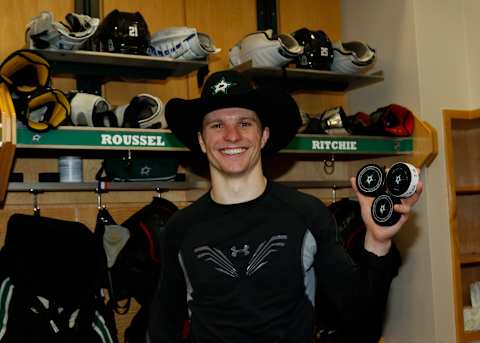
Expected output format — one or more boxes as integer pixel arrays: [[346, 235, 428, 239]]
[[220, 147, 247, 155]]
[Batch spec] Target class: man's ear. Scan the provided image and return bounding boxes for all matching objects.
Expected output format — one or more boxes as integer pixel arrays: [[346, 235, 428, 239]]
[[261, 127, 270, 148], [198, 132, 207, 153]]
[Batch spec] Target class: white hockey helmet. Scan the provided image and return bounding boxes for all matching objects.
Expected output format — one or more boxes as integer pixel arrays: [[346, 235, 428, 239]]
[[229, 29, 303, 68], [26, 11, 99, 50], [115, 93, 166, 129], [331, 41, 376, 74], [69, 92, 119, 127], [147, 26, 220, 60]]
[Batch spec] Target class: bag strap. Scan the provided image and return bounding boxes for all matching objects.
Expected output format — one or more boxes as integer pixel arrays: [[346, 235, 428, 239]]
[[0, 277, 14, 341]]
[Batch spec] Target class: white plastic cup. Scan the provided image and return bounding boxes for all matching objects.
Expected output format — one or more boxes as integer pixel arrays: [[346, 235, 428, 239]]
[[58, 156, 83, 183]]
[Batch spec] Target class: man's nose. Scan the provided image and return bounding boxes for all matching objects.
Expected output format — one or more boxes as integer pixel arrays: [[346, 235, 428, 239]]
[[224, 125, 241, 141]]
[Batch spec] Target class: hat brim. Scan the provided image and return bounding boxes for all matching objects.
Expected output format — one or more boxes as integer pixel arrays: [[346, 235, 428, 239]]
[[165, 88, 300, 153]]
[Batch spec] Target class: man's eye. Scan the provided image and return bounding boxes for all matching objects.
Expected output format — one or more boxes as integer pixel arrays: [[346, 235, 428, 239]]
[[210, 123, 223, 129], [240, 121, 252, 127]]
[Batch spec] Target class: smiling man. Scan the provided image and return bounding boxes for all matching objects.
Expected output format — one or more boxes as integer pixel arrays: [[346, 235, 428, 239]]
[[146, 70, 422, 343]]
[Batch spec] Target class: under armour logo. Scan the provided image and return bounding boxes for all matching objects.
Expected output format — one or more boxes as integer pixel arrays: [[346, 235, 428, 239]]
[[194, 235, 288, 278], [231, 244, 250, 257], [211, 77, 236, 95]]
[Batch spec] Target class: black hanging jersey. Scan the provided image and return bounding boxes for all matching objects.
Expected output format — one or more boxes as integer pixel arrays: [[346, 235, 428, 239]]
[[148, 181, 399, 343]]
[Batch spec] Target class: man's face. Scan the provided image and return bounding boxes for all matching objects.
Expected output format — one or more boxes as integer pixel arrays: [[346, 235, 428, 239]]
[[198, 107, 269, 177]]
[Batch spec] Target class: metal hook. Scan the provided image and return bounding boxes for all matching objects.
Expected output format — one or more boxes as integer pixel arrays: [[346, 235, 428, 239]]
[[324, 155, 335, 175], [331, 184, 337, 203], [29, 189, 41, 216], [154, 187, 165, 198], [95, 188, 106, 210]]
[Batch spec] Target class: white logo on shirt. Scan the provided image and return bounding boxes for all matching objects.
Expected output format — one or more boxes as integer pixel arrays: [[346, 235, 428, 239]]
[[194, 235, 287, 278]]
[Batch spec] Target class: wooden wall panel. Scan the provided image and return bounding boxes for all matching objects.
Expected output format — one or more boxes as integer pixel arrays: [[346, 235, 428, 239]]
[[0, 0, 75, 91], [185, 0, 257, 98], [278, 0, 341, 41], [101, 0, 189, 106], [0, 0, 74, 59]]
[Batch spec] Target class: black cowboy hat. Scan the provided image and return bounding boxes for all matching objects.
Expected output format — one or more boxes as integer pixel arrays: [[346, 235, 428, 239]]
[[165, 70, 301, 153]]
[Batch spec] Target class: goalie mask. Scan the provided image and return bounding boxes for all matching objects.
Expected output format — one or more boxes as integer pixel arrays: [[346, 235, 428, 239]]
[[15, 88, 71, 132], [93, 9, 150, 55], [26, 11, 99, 50], [331, 41, 376, 74], [69, 92, 119, 127], [148, 26, 220, 60], [115, 93, 166, 129], [0, 49, 51, 94], [229, 29, 303, 67], [291, 27, 334, 70]]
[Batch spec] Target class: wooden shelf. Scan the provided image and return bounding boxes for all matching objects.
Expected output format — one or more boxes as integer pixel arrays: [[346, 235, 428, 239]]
[[233, 61, 384, 92], [457, 185, 480, 194], [461, 253, 480, 265], [34, 49, 208, 82], [464, 329, 480, 342]]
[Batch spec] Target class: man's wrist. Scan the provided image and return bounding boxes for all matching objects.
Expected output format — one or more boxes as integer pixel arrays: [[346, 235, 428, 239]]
[[364, 231, 392, 256]]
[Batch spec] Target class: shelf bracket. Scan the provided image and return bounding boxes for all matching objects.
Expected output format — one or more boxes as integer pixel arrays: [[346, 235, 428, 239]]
[[74, 0, 102, 94], [256, 0, 277, 34]]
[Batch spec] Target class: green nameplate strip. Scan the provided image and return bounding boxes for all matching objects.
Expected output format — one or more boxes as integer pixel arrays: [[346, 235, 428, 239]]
[[284, 134, 412, 154], [16, 127, 187, 151], [16, 127, 413, 154]]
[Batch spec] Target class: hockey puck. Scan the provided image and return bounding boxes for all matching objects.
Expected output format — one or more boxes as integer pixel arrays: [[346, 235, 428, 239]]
[[386, 162, 419, 198], [356, 164, 386, 197], [371, 194, 401, 226]]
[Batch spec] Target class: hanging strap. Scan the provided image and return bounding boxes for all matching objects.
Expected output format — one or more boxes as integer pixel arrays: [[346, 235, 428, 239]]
[[0, 277, 14, 341]]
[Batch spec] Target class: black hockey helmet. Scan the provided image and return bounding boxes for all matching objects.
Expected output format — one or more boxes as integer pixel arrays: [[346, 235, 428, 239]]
[[93, 9, 150, 55], [291, 27, 334, 70]]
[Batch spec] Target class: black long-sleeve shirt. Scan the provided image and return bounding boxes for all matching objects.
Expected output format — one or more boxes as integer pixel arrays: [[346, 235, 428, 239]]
[[147, 181, 400, 343]]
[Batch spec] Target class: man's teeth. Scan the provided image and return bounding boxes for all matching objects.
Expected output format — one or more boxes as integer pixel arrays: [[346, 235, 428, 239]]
[[222, 148, 245, 155]]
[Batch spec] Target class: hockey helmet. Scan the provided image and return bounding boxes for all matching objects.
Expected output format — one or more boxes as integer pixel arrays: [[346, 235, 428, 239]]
[[0, 49, 51, 94], [291, 27, 334, 70], [93, 9, 150, 55], [25, 11, 99, 50], [69, 92, 120, 127], [115, 93, 166, 129], [228, 29, 303, 68]]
